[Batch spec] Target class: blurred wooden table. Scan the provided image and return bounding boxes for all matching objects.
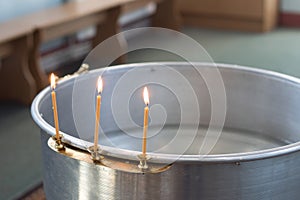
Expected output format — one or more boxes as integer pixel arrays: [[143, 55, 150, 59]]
[[0, 0, 181, 104], [0, 0, 128, 104], [28, 0, 132, 91]]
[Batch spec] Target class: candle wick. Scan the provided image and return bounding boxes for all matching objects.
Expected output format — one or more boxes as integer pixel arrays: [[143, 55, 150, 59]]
[[51, 85, 56, 91]]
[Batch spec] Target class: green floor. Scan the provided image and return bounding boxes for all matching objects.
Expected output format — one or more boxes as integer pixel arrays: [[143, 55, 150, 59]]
[[0, 103, 42, 200], [1, 27, 300, 200], [128, 27, 300, 77]]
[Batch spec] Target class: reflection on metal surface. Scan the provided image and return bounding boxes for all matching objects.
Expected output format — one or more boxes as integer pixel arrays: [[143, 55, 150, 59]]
[[78, 162, 89, 200]]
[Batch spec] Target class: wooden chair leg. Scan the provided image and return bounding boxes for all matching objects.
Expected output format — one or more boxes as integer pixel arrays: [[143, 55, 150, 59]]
[[29, 29, 49, 92], [152, 0, 182, 31], [0, 36, 37, 105], [92, 6, 127, 66]]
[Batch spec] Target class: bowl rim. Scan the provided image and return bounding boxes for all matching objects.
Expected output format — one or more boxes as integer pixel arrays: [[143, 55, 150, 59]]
[[31, 62, 300, 163]]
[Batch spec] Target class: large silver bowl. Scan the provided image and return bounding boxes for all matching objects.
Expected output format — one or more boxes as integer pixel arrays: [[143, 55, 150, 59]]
[[31, 62, 300, 200]]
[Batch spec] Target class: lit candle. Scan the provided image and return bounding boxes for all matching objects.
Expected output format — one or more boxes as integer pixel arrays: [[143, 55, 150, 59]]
[[93, 76, 103, 153], [50, 73, 61, 142], [142, 87, 149, 156]]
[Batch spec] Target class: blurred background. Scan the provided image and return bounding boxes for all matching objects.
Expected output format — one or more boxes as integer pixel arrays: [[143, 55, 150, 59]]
[[0, 0, 300, 199]]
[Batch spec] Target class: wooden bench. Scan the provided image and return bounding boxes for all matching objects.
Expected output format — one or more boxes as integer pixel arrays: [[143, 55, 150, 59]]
[[28, 0, 131, 91], [0, 21, 36, 105], [30, 0, 181, 91], [0, 0, 181, 104], [122, 0, 181, 30], [0, 0, 129, 104], [179, 0, 278, 32]]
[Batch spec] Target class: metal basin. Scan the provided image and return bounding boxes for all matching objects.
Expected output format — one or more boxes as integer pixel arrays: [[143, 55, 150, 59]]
[[31, 62, 300, 200]]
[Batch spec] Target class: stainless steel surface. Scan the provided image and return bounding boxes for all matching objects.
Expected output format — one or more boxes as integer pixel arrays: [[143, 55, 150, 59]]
[[32, 62, 300, 200], [41, 132, 300, 200]]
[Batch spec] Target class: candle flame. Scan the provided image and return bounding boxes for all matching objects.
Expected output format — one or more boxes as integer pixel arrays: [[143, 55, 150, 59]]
[[97, 76, 103, 94], [50, 73, 56, 89], [143, 87, 149, 106]]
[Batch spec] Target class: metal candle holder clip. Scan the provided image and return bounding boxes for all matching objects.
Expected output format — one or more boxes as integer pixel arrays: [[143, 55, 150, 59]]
[[51, 134, 65, 151], [88, 146, 104, 162], [58, 63, 89, 81], [138, 154, 150, 170]]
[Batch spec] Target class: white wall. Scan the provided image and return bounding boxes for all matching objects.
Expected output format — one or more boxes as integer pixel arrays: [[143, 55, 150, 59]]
[[281, 0, 300, 13], [0, 0, 63, 22]]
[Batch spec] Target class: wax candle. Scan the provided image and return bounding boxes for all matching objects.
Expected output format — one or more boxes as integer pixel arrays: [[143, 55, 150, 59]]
[[93, 76, 103, 153], [142, 87, 149, 156], [50, 73, 60, 141]]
